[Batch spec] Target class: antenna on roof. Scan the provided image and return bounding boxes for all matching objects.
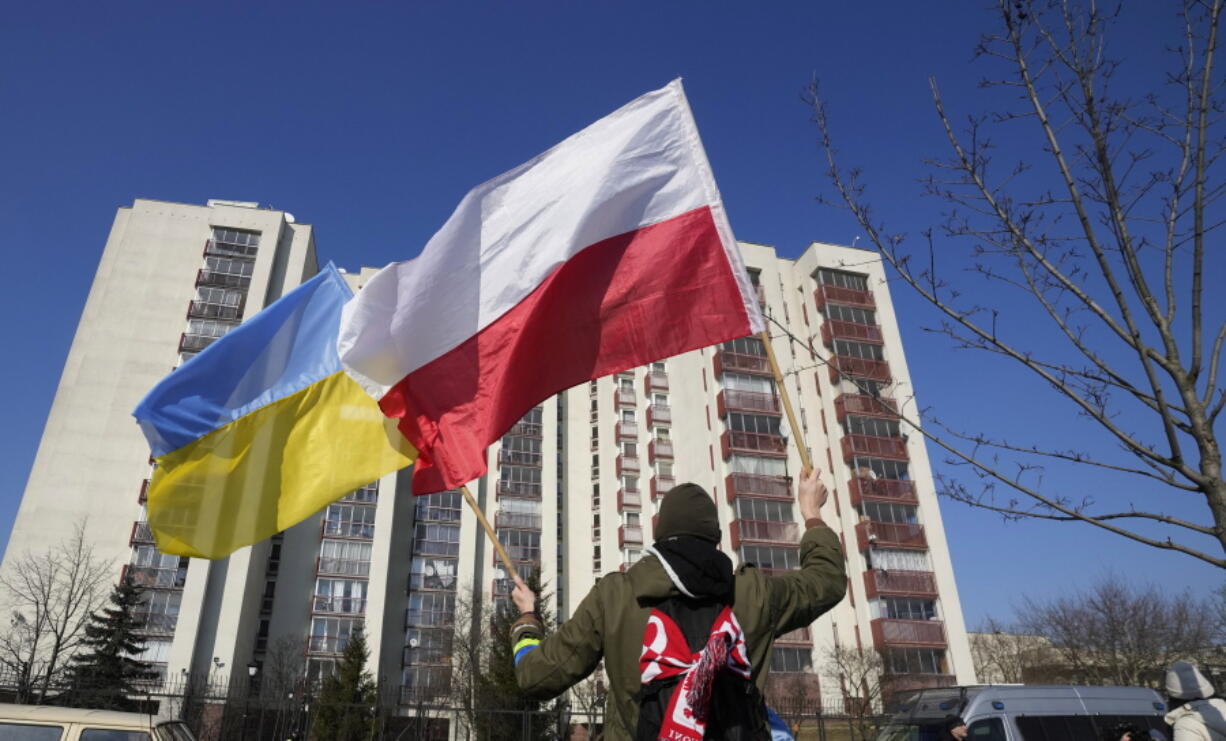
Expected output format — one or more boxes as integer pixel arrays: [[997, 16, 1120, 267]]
[[851, 236, 861, 248]]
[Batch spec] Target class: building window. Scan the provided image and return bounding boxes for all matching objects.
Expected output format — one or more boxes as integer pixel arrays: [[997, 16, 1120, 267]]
[[414, 491, 461, 522], [770, 647, 812, 673], [409, 557, 458, 591], [735, 498, 794, 522], [880, 597, 937, 621], [723, 336, 766, 356], [498, 529, 541, 563], [868, 548, 932, 572], [727, 413, 781, 436], [209, 227, 261, 257], [846, 416, 901, 438], [323, 503, 377, 539], [833, 339, 885, 361], [739, 545, 800, 571], [885, 648, 946, 675], [406, 593, 455, 627], [500, 465, 542, 496], [651, 361, 666, 372], [413, 523, 460, 557], [824, 304, 877, 325], [722, 372, 775, 394], [853, 458, 910, 480], [816, 268, 869, 291], [861, 501, 918, 524]]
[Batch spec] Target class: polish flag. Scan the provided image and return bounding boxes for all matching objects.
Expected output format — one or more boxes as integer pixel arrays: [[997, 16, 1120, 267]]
[[338, 80, 765, 495]]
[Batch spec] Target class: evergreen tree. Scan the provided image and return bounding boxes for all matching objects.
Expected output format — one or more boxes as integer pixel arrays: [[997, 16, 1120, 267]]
[[313, 627, 377, 741], [474, 569, 555, 741], [65, 576, 156, 710]]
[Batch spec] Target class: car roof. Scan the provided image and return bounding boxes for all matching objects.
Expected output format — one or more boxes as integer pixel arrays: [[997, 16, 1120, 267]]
[[0, 703, 156, 726], [896, 685, 1165, 721]]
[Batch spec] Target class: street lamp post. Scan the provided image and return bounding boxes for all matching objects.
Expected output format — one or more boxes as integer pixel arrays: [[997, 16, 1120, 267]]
[[243, 663, 257, 738]]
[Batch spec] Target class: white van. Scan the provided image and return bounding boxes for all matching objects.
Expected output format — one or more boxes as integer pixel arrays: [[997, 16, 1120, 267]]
[[0, 704, 196, 740], [876, 685, 1169, 741]]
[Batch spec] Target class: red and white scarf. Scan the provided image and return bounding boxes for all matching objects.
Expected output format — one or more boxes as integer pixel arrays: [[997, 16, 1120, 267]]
[[639, 605, 752, 741]]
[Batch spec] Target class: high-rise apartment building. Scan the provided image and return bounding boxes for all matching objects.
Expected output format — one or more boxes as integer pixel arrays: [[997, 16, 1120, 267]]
[[2, 199, 974, 722]]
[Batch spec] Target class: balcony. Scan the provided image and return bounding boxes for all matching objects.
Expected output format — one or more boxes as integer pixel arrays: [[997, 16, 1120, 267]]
[[618, 525, 644, 548], [871, 619, 947, 648], [614, 389, 637, 407], [650, 475, 676, 500], [617, 488, 642, 511], [322, 520, 375, 540], [124, 564, 187, 590], [307, 635, 350, 655], [616, 421, 639, 440], [842, 434, 909, 462], [187, 301, 242, 322], [648, 439, 673, 462], [714, 350, 772, 377], [835, 393, 898, 422], [718, 389, 781, 417], [864, 570, 938, 599], [730, 519, 800, 548], [138, 479, 149, 505], [406, 609, 455, 628], [496, 481, 542, 500], [496, 545, 541, 564], [494, 511, 542, 530], [828, 356, 892, 383], [129, 521, 155, 547], [498, 449, 542, 467], [505, 421, 543, 438], [776, 626, 812, 645], [645, 371, 669, 392], [821, 320, 883, 346], [616, 454, 640, 476], [178, 333, 219, 354], [312, 595, 368, 615], [724, 473, 792, 502], [849, 477, 918, 507], [316, 557, 371, 577], [815, 284, 875, 311], [856, 521, 927, 551], [646, 404, 671, 427], [720, 430, 787, 459], [195, 269, 251, 290], [132, 611, 178, 635]]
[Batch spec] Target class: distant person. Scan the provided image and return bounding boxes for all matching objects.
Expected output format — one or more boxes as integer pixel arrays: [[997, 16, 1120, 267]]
[[508, 469, 845, 741], [1164, 661, 1226, 741], [942, 715, 968, 741]]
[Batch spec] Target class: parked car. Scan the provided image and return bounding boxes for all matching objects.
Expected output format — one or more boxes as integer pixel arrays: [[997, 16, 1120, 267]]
[[876, 685, 1169, 741], [0, 703, 196, 740]]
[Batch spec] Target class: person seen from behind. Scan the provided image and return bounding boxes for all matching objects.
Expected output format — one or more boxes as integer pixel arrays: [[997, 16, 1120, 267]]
[[1165, 661, 1226, 741], [508, 468, 845, 741], [941, 715, 968, 741]]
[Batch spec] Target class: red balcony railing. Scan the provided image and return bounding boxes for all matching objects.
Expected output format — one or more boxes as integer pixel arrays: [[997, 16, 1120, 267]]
[[648, 439, 673, 462], [312, 595, 368, 614], [614, 389, 637, 407], [129, 521, 155, 547], [494, 511, 542, 530], [724, 473, 792, 502], [714, 350, 772, 377], [855, 521, 927, 551], [721, 430, 787, 459], [618, 488, 642, 511], [730, 519, 800, 548], [616, 421, 639, 440], [616, 454, 640, 476], [849, 477, 917, 506], [496, 481, 543, 500], [864, 570, 938, 599], [138, 479, 149, 505], [618, 525, 644, 548], [718, 389, 781, 417], [828, 356, 891, 383], [821, 320, 883, 346], [646, 404, 671, 427], [650, 475, 676, 500], [841, 434, 909, 462], [645, 371, 669, 392], [815, 284, 875, 311], [834, 393, 898, 422], [776, 626, 812, 645], [871, 618, 947, 648]]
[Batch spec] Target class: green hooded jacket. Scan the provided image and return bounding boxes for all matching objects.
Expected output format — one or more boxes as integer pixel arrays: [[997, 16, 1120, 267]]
[[514, 524, 845, 741]]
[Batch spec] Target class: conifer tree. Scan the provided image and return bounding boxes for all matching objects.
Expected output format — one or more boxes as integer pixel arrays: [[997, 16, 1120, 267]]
[[312, 627, 377, 741], [65, 576, 155, 710]]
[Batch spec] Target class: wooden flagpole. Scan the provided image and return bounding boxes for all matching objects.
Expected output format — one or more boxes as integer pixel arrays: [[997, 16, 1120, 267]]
[[758, 330, 814, 474], [459, 483, 520, 578]]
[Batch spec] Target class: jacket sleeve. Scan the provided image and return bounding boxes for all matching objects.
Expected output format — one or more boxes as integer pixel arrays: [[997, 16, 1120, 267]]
[[765, 523, 846, 636], [513, 581, 606, 701]]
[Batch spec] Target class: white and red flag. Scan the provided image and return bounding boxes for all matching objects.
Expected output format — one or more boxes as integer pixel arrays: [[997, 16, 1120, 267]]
[[338, 79, 765, 495]]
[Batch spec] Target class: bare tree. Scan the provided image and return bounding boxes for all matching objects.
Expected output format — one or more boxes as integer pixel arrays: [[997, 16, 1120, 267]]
[[825, 644, 888, 741], [0, 522, 111, 702], [566, 671, 607, 741], [809, 0, 1226, 566], [969, 616, 1060, 684], [1017, 574, 1217, 686]]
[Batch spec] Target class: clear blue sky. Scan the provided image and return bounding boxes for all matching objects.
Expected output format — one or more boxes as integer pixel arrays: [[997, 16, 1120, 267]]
[[1, 1, 1221, 626]]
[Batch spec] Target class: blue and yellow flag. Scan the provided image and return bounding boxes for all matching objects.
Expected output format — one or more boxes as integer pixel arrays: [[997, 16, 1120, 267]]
[[133, 265, 416, 559]]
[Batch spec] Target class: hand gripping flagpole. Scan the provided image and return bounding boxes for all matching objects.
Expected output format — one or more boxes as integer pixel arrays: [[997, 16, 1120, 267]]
[[459, 484, 521, 579], [758, 330, 814, 474]]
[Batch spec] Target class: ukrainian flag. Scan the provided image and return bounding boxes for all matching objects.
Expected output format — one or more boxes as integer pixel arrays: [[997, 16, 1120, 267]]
[[133, 265, 416, 559]]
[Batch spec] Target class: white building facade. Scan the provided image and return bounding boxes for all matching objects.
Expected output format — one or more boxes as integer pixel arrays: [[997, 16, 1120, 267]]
[[2, 200, 974, 717]]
